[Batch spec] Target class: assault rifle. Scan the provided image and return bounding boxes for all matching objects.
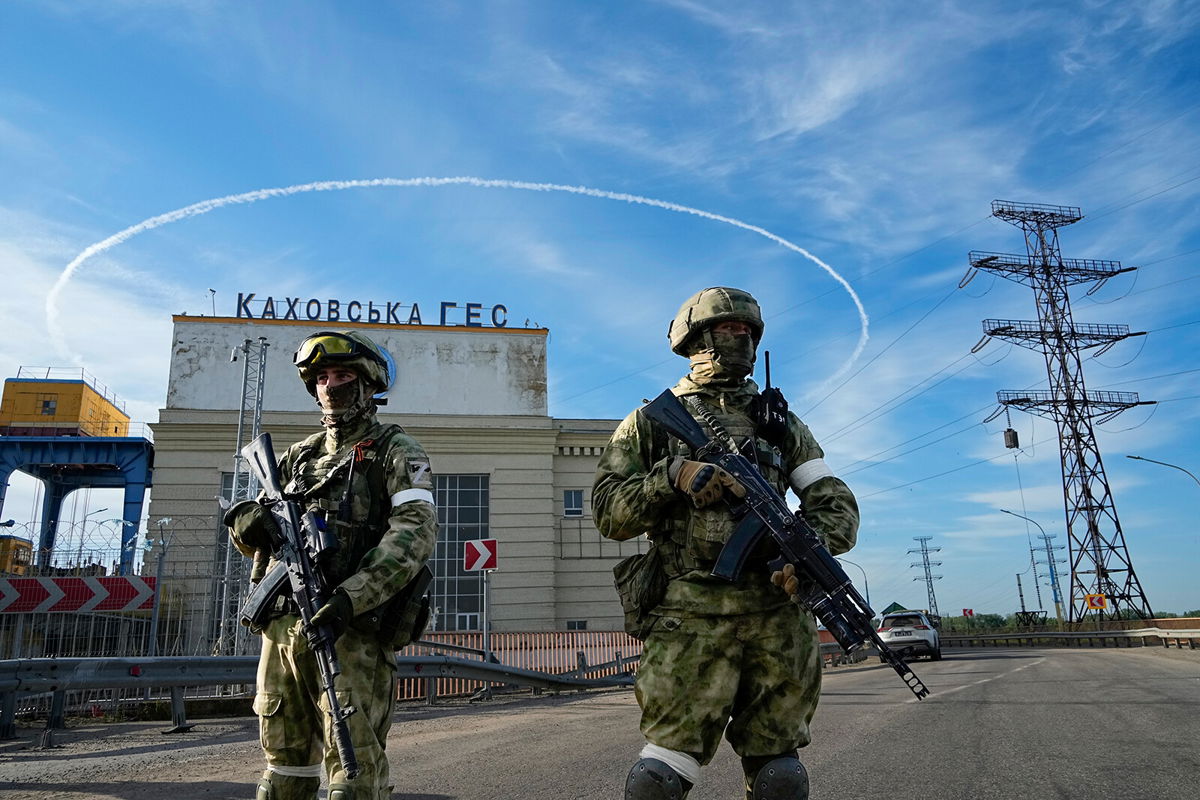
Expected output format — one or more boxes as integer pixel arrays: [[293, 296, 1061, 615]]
[[642, 390, 930, 700], [240, 433, 361, 778]]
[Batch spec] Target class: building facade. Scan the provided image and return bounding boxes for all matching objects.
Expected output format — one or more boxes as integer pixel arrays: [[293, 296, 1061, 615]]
[[149, 314, 641, 652]]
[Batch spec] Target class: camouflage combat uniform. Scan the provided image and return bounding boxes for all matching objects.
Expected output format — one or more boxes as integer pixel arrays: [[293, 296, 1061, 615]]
[[231, 413, 438, 800], [592, 374, 859, 766]]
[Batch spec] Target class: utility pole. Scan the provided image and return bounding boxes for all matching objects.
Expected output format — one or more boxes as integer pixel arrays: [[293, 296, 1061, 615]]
[[967, 200, 1154, 622], [213, 337, 269, 656], [1038, 533, 1068, 622], [1027, 540, 1045, 609], [908, 536, 942, 618]]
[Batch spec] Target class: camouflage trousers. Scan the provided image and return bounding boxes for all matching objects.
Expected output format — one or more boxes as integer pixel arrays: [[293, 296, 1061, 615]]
[[636, 602, 821, 764], [254, 615, 397, 799]]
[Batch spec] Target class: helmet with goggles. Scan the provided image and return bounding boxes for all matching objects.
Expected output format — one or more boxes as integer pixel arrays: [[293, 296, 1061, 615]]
[[667, 287, 764, 355], [294, 330, 393, 397]]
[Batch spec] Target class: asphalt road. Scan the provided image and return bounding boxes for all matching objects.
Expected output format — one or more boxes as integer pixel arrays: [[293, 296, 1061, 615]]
[[1, 646, 1195, 799]]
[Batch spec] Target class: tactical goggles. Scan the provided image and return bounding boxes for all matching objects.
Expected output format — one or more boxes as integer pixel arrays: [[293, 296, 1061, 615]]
[[293, 332, 386, 369]]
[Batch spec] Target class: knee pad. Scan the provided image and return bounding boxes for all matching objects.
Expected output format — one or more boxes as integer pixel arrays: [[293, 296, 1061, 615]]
[[327, 783, 354, 800], [626, 757, 693, 800], [255, 772, 321, 800], [747, 756, 809, 800]]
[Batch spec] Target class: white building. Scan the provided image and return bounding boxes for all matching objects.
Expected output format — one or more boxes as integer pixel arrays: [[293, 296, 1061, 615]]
[[149, 310, 643, 652]]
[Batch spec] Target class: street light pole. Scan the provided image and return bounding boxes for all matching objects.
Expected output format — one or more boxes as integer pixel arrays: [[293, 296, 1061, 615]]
[[1001, 509, 1065, 624], [76, 507, 109, 569], [835, 557, 870, 610], [147, 518, 172, 657], [1126, 455, 1200, 489]]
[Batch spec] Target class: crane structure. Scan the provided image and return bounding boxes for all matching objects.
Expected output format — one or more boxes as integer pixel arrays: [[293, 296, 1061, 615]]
[[211, 336, 269, 655], [967, 200, 1154, 622]]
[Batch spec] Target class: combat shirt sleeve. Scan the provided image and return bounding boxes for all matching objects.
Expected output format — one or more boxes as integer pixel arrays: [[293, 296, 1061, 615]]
[[784, 415, 859, 556], [592, 408, 678, 542], [336, 434, 439, 615]]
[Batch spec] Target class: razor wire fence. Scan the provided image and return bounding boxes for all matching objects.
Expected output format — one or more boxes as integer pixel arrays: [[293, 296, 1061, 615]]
[[1, 515, 256, 661]]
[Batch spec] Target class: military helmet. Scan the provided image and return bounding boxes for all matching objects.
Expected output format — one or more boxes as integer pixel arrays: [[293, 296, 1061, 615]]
[[667, 287, 764, 354], [293, 330, 393, 396]]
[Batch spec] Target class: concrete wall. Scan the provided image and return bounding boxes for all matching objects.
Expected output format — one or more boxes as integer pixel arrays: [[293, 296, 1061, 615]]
[[166, 317, 548, 416], [551, 420, 639, 631]]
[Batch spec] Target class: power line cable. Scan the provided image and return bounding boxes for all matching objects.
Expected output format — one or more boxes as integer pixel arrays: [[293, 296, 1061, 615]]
[[1096, 366, 1200, 388], [858, 434, 1060, 500], [824, 352, 975, 442], [1061, 103, 1200, 179], [800, 287, 959, 416], [841, 419, 986, 477], [1084, 169, 1200, 223], [1145, 319, 1200, 333]]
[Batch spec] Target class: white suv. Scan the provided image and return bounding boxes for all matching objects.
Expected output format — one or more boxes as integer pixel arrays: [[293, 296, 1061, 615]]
[[877, 611, 941, 661]]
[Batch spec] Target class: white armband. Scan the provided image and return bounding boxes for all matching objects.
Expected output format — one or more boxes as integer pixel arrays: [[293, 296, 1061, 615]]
[[789, 458, 835, 493], [390, 488, 435, 508]]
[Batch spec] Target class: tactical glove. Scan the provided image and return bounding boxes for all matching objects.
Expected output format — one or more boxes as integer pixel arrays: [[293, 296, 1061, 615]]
[[668, 457, 746, 509], [222, 500, 279, 556], [309, 592, 354, 641], [771, 562, 801, 596]]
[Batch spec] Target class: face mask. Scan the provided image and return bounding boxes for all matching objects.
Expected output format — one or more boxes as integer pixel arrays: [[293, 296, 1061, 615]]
[[689, 331, 756, 385], [317, 377, 374, 426]]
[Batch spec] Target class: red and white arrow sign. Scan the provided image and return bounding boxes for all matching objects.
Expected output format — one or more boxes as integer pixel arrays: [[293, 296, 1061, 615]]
[[464, 539, 498, 572], [0, 577, 156, 613]]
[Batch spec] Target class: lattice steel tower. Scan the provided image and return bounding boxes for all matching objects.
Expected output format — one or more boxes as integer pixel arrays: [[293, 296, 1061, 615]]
[[212, 336, 269, 655], [908, 536, 941, 618], [967, 200, 1154, 621]]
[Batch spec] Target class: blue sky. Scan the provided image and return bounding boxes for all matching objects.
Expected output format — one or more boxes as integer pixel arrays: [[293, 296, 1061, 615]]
[[1, 1, 1197, 615]]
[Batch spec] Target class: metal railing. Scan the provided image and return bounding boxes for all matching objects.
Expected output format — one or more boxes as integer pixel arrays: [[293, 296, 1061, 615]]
[[943, 627, 1200, 650], [0, 645, 638, 739], [1, 637, 860, 739]]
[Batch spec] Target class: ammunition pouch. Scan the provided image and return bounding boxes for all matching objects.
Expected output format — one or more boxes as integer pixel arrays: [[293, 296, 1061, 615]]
[[353, 564, 433, 649], [613, 546, 668, 640]]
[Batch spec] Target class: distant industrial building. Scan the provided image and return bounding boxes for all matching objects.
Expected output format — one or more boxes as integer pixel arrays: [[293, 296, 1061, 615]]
[[0, 370, 130, 438], [0, 369, 151, 573]]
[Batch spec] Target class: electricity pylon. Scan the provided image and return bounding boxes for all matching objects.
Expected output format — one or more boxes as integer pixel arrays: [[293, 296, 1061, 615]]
[[967, 200, 1154, 622], [908, 536, 942, 618]]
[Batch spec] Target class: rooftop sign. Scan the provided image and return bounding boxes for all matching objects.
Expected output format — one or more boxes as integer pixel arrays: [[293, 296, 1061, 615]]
[[236, 292, 509, 328]]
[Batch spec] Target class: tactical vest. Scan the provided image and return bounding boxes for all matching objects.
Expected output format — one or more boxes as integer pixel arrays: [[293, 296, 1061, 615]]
[[656, 392, 789, 576], [285, 423, 408, 587]]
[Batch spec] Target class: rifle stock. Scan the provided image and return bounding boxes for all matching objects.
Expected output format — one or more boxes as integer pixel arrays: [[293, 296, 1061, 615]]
[[642, 390, 929, 700], [239, 433, 361, 778]]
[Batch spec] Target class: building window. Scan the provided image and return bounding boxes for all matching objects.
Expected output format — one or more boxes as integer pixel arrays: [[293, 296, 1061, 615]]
[[40, 396, 57, 415], [566, 620, 587, 631], [430, 474, 489, 632], [563, 489, 584, 518]]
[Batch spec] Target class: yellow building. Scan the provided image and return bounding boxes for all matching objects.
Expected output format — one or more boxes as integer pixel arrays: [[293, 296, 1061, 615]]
[[0, 534, 33, 576], [0, 370, 130, 438]]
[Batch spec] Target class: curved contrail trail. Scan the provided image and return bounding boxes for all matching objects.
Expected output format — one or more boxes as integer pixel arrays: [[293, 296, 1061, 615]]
[[47, 177, 869, 383]]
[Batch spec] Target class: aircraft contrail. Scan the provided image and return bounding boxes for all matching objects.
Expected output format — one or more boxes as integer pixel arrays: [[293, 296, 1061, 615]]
[[46, 177, 869, 383]]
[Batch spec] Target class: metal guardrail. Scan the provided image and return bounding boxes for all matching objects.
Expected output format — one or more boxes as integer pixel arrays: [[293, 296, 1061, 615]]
[[0, 639, 862, 738], [0, 648, 637, 739], [943, 627, 1200, 650]]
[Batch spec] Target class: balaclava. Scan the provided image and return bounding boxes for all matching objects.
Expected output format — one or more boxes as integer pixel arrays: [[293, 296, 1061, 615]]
[[318, 373, 377, 428], [687, 327, 756, 388]]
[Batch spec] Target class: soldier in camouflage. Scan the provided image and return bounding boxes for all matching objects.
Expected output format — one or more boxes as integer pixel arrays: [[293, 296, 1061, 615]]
[[225, 330, 439, 800], [592, 288, 859, 800]]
